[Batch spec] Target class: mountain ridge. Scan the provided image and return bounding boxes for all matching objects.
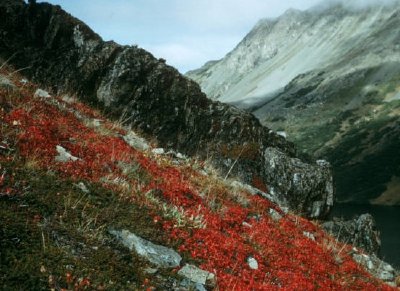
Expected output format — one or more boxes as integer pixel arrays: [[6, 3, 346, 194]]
[[187, 2, 400, 205]]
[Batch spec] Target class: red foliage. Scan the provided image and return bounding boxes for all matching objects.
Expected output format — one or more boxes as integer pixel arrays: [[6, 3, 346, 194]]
[[0, 77, 395, 291]]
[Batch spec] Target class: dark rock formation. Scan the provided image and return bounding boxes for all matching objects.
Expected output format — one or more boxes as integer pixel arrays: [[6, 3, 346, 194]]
[[322, 214, 381, 256], [0, 0, 334, 218]]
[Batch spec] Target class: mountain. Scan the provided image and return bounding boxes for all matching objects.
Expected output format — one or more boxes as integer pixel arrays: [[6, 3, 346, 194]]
[[0, 1, 399, 289], [187, 2, 400, 205], [0, 0, 338, 219]]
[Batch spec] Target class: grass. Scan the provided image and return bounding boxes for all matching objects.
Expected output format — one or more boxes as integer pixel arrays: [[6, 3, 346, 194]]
[[0, 157, 176, 290]]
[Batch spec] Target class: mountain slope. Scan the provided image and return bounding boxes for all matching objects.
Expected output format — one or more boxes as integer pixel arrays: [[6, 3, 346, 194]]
[[187, 2, 400, 204], [1, 62, 398, 290], [0, 0, 336, 218]]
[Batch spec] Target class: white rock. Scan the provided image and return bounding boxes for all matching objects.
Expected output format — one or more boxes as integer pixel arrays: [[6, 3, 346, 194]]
[[55, 145, 79, 162], [303, 231, 316, 241], [62, 95, 75, 103], [75, 182, 90, 193], [20, 78, 28, 84], [178, 264, 215, 285], [34, 89, 51, 98], [379, 270, 394, 281], [277, 131, 287, 138], [242, 222, 252, 228], [247, 257, 259, 270], [176, 152, 187, 159], [152, 148, 165, 155]]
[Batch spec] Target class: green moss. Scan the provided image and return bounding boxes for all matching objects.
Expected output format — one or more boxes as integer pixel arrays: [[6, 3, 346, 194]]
[[0, 158, 176, 290]]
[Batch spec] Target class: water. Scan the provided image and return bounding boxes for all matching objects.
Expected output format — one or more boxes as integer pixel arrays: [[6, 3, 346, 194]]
[[330, 203, 400, 269]]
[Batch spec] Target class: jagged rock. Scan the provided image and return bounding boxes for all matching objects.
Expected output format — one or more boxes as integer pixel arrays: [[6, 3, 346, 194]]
[[322, 214, 381, 256], [0, 0, 334, 218], [109, 229, 182, 268], [55, 145, 79, 162], [263, 147, 334, 218], [177, 264, 215, 286], [34, 88, 51, 98]]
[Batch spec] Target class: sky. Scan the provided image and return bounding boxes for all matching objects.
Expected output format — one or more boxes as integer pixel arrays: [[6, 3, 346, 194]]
[[35, 0, 328, 73]]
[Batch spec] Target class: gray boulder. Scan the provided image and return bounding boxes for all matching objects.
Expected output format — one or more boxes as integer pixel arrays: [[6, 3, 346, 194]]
[[109, 229, 182, 268], [178, 264, 215, 287]]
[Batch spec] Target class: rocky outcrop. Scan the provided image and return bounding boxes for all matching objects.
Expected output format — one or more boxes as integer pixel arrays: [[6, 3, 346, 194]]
[[322, 214, 381, 256], [264, 148, 333, 218], [0, 1, 334, 218]]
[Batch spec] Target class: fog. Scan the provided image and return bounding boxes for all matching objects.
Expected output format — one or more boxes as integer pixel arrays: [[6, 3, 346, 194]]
[[313, 0, 400, 11]]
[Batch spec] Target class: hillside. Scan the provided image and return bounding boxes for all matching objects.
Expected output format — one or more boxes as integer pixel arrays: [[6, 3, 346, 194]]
[[187, 2, 400, 205], [1, 62, 399, 290], [0, 0, 335, 219]]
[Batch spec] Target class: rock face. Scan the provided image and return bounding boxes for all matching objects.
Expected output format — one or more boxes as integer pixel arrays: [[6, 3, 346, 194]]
[[0, 1, 334, 218], [264, 148, 333, 218], [322, 214, 381, 256], [187, 2, 400, 205]]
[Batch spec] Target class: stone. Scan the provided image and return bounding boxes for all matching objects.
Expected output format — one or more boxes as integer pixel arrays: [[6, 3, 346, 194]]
[[34, 89, 51, 98], [177, 264, 215, 286], [123, 132, 149, 151], [322, 213, 381, 256], [75, 182, 89, 193], [109, 229, 181, 268], [303, 231, 316, 241], [378, 270, 394, 281], [0, 75, 16, 90], [55, 145, 79, 162], [247, 257, 259, 270], [152, 148, 165, 155], [178, 279, 207, 291], [352, 252, 397, 283], [269, 208, 283, 221], [277, 131, 287, 138]]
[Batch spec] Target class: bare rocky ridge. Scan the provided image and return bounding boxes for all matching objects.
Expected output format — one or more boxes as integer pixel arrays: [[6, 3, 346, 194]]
[[0, 1, 334, 218]]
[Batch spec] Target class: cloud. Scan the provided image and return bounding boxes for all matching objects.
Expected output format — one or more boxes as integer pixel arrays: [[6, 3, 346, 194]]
[[312, 0, 400, 10]]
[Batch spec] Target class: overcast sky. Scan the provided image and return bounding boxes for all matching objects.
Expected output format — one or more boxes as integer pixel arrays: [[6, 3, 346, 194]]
[[36, 0, 326, 73]]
